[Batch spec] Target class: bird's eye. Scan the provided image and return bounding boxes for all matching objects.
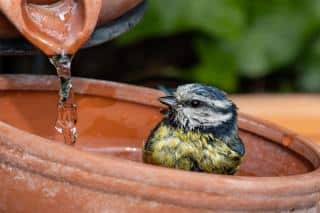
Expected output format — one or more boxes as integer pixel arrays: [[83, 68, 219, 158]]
[[191, 100, 201, 108]]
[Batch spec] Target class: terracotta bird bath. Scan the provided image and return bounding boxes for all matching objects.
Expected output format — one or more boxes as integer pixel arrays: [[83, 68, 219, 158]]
[[0, 75, 319, 212]]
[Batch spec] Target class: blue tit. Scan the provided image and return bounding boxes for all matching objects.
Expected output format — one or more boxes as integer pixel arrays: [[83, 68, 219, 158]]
[[143, 84, 245, 175]]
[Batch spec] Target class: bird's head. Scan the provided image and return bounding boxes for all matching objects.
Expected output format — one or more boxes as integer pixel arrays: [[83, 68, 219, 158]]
[[160, 84, 238, 136]]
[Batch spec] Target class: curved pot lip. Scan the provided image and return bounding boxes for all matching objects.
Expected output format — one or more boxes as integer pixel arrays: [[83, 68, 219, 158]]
[[0, 74, 320, 197]]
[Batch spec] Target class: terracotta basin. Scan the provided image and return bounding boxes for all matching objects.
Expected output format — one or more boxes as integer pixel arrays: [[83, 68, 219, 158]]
[[0, 0, 142, 54], [0, 75, 319, 212]]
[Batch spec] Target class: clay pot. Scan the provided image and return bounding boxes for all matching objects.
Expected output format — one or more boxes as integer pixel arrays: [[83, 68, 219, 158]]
[[0, 0, 142, 55], [0, 75, 319, 212]]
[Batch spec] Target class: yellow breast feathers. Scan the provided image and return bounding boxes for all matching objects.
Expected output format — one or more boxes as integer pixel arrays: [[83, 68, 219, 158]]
[[144, 123, 243, 174]]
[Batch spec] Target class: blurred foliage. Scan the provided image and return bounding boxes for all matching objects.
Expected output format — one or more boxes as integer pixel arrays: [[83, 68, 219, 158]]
[[120, 0, 320, 92]]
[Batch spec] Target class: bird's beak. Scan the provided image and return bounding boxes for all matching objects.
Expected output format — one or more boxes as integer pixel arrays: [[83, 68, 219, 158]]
[[159, 96, 177, 107]]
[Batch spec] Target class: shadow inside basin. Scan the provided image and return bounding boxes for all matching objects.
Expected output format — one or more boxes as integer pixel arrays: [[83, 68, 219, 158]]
[[0, 91, 315, 177]]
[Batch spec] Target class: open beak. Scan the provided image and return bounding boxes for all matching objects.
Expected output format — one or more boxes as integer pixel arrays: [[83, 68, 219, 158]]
[[159, 96, 177, 107]]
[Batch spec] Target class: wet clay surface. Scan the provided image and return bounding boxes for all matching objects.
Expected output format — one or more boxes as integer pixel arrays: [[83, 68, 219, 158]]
[[23, 0, 85, 53], [0, 0, 142, 39], [0, 0, 101, 55], [0, 91, 314, 177]]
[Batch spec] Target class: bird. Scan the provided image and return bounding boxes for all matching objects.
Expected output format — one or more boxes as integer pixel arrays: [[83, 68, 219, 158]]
[[143, 83, 245, 175]]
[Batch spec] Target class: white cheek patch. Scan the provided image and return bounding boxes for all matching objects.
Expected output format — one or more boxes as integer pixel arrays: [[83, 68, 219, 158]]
[[210, 100, 232, 109], [202, 112, 233, 126], [181, 108, 233, 128]]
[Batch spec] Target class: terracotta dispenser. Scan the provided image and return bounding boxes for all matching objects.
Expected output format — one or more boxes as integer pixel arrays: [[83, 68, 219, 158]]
[[0, 0, 144, 53], [0, 0, 102, 55]]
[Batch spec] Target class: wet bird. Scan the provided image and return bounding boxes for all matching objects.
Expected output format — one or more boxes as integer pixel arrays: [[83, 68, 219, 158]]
[[143, 84, 245, 175]]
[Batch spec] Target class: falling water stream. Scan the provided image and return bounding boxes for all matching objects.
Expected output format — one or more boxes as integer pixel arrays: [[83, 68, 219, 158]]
[[49, 54, 77, 145]]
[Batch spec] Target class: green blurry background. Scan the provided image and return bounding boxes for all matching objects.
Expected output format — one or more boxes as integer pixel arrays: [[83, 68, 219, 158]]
[[119, 0, 320, 92], [2, 0, 320, 93]]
